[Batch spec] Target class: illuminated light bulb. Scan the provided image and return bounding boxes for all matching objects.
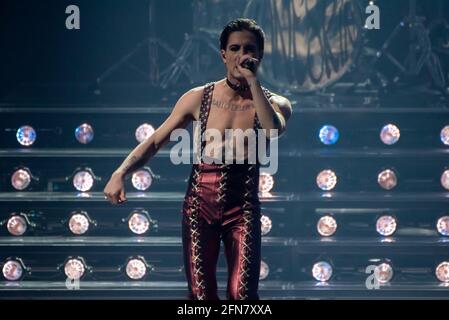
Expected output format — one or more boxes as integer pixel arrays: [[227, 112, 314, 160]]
[[7, 215, 28, 236], [374, 263, 393, 284], [259, 173, 274, 193], [126, 258, 148, 280], [73, 169, 94, 192], [441, 170, 449, 190], [435, 261, 449, 283], [68, 212, 90, 235], [64, 258, 86, 280], [16, 125, 36, 147], [135, 124, 155, 143], [2, 260, 25, 281], [75, 123, 94, 144], [128, 211, 150, 235], [437, 216, 449, 236], [319, 125, 339, 145], [259, 260, 270, 280], [312, 261, 333, 282], [132, 168, 153, 191], [316, 170, 337, 191], [380, 124, 400, 145], [260, 215, 272, 236], [377, 169, 397, 190], [376, 215, 397, 236], [11, 168, 32, 191], [440, 125, 449, 146], [317, 215, 337, 237]]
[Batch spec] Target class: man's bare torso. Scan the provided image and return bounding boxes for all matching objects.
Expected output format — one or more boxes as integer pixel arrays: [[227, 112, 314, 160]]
[[192, 79, 264, 161]]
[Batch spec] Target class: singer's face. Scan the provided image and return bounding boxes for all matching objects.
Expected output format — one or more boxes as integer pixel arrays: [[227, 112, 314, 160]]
[[221, 30, 261, 80]]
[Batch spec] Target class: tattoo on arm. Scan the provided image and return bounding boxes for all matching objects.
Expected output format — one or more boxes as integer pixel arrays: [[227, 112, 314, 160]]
[[122, 155, 138, 171], [119, 155, 146, 176]]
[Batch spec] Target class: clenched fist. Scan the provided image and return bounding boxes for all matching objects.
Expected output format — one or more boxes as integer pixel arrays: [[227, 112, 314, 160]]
[[103, 171, 127, 205]]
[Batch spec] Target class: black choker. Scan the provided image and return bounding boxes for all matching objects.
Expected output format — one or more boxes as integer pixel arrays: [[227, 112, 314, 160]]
[[226, 78, 249, 92]]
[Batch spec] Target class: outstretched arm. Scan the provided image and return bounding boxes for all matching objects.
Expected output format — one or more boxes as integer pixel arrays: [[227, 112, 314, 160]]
[[104, 87, 203, 205]]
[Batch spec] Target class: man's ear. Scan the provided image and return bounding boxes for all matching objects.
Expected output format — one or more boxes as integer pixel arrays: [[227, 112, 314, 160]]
[[220, 49, 226, 64]]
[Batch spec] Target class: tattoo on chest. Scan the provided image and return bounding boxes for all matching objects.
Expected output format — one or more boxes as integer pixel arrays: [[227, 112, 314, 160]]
[[212, 98, 253, 111]]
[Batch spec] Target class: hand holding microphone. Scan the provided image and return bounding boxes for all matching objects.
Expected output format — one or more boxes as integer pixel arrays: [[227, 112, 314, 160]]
[[239, 55, 259, 75], [241, 58, 258, 73]]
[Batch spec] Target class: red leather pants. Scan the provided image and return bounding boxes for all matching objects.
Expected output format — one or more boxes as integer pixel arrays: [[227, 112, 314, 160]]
[[181, 162, 261, 300]]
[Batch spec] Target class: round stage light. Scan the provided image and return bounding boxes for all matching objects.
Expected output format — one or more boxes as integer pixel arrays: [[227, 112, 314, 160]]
[[259, 173, 274, 193], [2, 260, 24, 281], [312, 261, 333, 282], [380, 124, 400, 145], [375, 263, 394, 284], [440, 125, 449, 146], [126, 258, 148, 280], [435, 262, 449, 283], [7, 215, 28, 236], [68, 212, 90, 235], [73, 170, 94, 192], [132, 168, 153, 191], [437, 216, 449, 236], [11, 168, 32, 191], [259, 260, 269, 280], [317, 215, 338, 237], [260, 215, 272, 236], [128, 212, 150, 235], [16, 125, 36, 147], [135, 123, 155, 143], [377, 169, 397, 190], [319, 125, 339, 145], [64, 258, 86, 280], [441, 170, 449, 190], [376, 215, 397, 236], [75, 123, 94, 144], [316, 170, 337, 191]]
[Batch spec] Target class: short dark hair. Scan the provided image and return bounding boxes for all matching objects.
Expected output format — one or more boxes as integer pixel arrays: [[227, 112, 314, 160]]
[[219, 18, 265, 59]]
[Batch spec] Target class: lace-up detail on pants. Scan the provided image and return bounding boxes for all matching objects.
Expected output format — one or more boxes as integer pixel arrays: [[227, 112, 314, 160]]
[[181, 82, 272, 300]]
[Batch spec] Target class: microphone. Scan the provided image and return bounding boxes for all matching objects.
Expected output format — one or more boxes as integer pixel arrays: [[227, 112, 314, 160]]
[[241, 58, 257, 73]]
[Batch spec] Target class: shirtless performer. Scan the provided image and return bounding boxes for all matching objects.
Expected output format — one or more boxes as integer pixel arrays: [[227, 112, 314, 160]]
[[104, 18, 292, 300]]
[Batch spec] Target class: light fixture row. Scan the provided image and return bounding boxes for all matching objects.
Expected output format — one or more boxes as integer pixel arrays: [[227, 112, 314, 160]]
[[9, 165, 449, 193], [1, 256, 154, 281], [15, 123, 449, 146], [16, 123, 155, 146], [4, 212, 448, 237], [2, 210, 158, 236], [9, 166, 155, 192], [311, 260, 449, 284], [3, 258, 449, 283], [9, 167, 275, 193], [319, 124, 449, 146], [2, 211, 273, 236], [317, 215, 449, 237], [316, 168, 449, 191]]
